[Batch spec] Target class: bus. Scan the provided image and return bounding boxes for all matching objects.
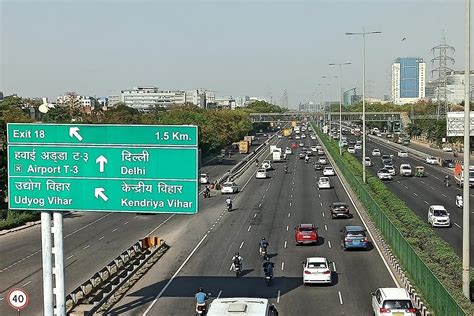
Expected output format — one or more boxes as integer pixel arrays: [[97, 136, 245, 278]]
[[387, 120, 402, 134], [207, 297, 277, 316]]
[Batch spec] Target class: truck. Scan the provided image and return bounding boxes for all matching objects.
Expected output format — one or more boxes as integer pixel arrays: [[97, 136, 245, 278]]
[[269, 145, 278, 154], [244, 135, 253, 146], [207, 297, 275, 316], [272, 148, 282, 162], [239, 140, 249, 154], [453, 164, 474, 187]]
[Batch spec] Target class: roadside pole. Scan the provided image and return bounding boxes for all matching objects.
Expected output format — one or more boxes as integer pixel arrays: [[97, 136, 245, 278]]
[[53, 212, 65, 315], [41, 212, 54, 316]]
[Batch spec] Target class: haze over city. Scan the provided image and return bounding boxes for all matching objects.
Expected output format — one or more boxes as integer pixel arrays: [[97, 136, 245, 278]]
[[1, 0, 470, 107]]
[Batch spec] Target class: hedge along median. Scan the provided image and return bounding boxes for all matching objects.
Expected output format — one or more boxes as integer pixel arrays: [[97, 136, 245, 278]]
[[311, 122, 473, 315]]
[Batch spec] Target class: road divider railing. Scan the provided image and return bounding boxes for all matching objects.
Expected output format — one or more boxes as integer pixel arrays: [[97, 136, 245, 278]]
[[312, 122, 472, 316], [368, 134, 430, 161], [67, 237, 169, 315]]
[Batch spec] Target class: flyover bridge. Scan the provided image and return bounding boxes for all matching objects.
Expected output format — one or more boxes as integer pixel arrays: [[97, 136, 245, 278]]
[[249, 111, 404, 123]]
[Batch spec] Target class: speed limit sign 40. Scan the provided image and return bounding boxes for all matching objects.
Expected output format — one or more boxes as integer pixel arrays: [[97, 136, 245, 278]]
[[7, 288, 29, 311]]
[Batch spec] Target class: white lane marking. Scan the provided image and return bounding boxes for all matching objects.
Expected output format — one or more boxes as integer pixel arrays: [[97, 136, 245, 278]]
[[239, 241, 244, 249], [328, 240, 332, 248], [287, 212, 291, 218], [318, 194, 321, 198], [413, 193, 418, 197], [99, 236, 105, 240], [430, 187, 435, 190], [134, 215, 139, 218], [143, 234, 209, 315], [123, 221, 129, 225], [286, 225, 289, 231], [324, 224, 328, 230], [277, 290, 281, 303], [0, 297, 4, 301], [396, 180, 400, 183], [247, 226, 252, 232], [332, 262, 337, 272], [83, 245, 91, 250], [454, 223, 462, 228], [320, 202, 323, 206], [259, 203, 262, 208], [404, 186, 409, 189], [254, 213, 257, 218], [112, 228, 118, 232], [262, 195, 266, 199], [434, 176, 440, 180], [229, 264, 233, 271], [421, 181, 425, 184], [338, 291, 344, 305], [322, 212, 325, 218], [147, 214, 175, 236], [424, 201, 429, 205], [64, 213, 112, 238], [290, 194, 293, 199], [66, 255, 74, 260], [22, 280, 32, 287], [281, 262, 285, 270], [292, 187, 294, 191], [284, 241, 287, 248], [289, 202, 292, 207], [217, 290, 222, 298], [442, 194, 447, 198]]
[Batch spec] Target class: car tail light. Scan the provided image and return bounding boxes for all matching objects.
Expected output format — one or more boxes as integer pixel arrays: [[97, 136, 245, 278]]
[[345, 237, 350, 242], [362, 237, 368, 242], [304, 270, 312, 274], [379, 307, 390, 313], [407, 308, 417, 313], [323, 270, 331, 274]]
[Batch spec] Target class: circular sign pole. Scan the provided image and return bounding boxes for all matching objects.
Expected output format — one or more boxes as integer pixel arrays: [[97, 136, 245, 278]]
[[7, 288, 29, 314]]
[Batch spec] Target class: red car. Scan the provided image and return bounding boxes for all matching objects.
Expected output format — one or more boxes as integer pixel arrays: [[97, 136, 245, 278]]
[[295, 224, 318, 245]]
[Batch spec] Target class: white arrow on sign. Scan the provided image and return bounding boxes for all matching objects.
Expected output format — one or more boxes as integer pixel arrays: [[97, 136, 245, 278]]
[[95, 155, 108, 172], [69, 127, 83, 141], [94, 188, 108, 202]]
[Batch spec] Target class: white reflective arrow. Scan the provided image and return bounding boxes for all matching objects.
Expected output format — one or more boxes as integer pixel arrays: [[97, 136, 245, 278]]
[[95, 155, 108, 172], [69, 127, 83, 141], [94, 188, 108, 201]]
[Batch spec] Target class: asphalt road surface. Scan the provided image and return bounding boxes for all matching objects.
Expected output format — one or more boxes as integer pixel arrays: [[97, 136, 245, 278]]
[[110, 135, 398, 315], [0, 138, 266, 316]]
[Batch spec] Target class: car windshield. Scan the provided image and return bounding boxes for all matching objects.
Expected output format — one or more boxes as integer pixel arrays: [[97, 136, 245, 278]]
[[383, 300, 413, 309], [347, 230, 365, 237], [223, 183, 234, 187], [320, 178, 329, 182], [433, 209, 447, 216], [333, 203, 347, 209], [308, 262, 327, 269], [299, 227, 314, 232], [258, 169, 266, 173], [401, 166, 410, 169]]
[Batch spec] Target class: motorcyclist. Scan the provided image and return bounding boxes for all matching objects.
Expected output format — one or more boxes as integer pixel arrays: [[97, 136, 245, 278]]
[[305, 154, 309, 163], [444, 175, 449, 186], [262, 260, 274, 277], [283, 153, 287, 160], [231, 252, 243, 270], [255, 158, 259, 167], [284, 164, 288, 173], [259, 237, 269, 256], [204, 186, 210, 197], [195, 287, 208, 310], [226, 197, 232, 210], [456, 194, 463, 207]]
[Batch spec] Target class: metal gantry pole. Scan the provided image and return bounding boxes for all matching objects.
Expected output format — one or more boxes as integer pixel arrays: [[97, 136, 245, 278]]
[[339, 69, 343, 154], [41, 212, 54, 316], [362, 29, 367, 183], [462, 0, 471, 300], [53, 212, 66, 315]]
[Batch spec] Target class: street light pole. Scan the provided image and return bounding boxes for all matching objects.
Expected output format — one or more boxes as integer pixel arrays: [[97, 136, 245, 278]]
[[462, 0, 471, 300], [346, 28, 381, 183], [318, 83, 330, 130], [329, 62, 352, 155]]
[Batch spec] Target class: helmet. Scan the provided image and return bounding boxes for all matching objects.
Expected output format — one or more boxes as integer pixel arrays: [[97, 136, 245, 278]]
[[235, 252, 239, 256], [199, 287, 204, 292], [262, 237, 266, 240]]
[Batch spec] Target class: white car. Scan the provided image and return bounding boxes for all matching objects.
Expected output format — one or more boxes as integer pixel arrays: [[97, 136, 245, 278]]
[[384, 165, 396, 176], [371, 288, 417, 316], [347, 147, 355, 154], [200, 173, 209, 184], [310, 135, 317, 140], [341, 140, 348, 147], [261, 160, 272, 170], [310, 146, 318, 152], [356, 140, 362, 145], [317, 149, 324, 155], [302, 257, 332, 285], [399, 164, 412, 176], [295, 135, 301, 140], [425, 156, 438, 164], [372, 149, 381, 156], [220, 181, 238, 194], [318, 177, 331, 189], [318, 157, 327, 165], [364, 157, 372, 167], [285, 147, 292, 155], [256, 169, 268, 179], [301, 134, 306, 138], [354, 144, 362, 150], [428, 205, 451, 227], [277, 135, 283, 139], [323, 166, 335, 176], [442, 146, 453, 152], [397, 151, 408, 158], [377, 169, 393, 180]]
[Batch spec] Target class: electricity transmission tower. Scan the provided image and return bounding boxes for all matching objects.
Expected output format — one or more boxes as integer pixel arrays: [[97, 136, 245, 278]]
[[431, 30, 455, 116]]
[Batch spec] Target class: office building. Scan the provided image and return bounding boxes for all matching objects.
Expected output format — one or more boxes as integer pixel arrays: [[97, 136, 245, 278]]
[[391, 57, 426, 104]]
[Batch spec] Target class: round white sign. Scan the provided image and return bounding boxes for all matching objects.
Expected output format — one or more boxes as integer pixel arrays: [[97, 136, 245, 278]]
[[7, 289, 29, 310]]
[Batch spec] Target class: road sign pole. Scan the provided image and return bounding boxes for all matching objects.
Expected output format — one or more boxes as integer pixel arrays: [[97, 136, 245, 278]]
[[52, 212, 66, 315], [41, 212, 54, 316]]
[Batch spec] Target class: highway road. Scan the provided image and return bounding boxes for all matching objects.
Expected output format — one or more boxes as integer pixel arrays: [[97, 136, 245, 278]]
[[0, 137, 266, 316], [109, 135, 398, 315], [345, 132, 474, 262]]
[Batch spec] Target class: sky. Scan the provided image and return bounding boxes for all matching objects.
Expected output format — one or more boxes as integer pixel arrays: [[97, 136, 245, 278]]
[[0, 0, 471, 108]]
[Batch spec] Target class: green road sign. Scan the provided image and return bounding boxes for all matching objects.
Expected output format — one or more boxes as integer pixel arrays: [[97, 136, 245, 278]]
[[7, 123, 198, 214], [7, 123, 197, 147]]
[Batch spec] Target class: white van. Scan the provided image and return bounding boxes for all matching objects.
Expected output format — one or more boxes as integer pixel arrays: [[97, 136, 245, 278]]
[[207, 297, 276, 316], [399, 164, 412, 176]]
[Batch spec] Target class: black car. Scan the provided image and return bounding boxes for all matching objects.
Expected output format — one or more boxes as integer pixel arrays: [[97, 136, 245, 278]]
[[299, 152, 306, 159], [306, 150, 313, 156], [442, 159, 455, 168], [313, 162, 323, 170], [330, 202, 351, 219]]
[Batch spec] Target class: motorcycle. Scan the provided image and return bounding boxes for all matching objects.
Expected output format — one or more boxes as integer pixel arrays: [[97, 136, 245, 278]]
[[203, 190, 210, 198], [265, 271, 272, 286], [195, 294, 211, 316], [261, 246, 268, 260], [233, 261, 241, 277], [226, 201, 232, 212], [456, 196, 463, 208]]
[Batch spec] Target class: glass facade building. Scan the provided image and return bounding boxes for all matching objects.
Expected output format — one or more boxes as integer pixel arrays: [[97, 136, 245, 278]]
[[391, 57, 426, 104]]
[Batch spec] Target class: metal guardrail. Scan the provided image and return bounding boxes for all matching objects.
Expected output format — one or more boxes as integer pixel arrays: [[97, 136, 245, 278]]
[[67, 237, 168, 315], [368, 135, 430, 160]]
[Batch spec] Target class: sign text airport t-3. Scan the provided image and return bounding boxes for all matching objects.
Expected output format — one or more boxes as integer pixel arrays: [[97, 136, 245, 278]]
[[7, 124, 198, 214]]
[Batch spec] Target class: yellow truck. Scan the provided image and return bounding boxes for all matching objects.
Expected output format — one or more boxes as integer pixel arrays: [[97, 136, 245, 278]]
[[283, 129, 292, 137], [239, 140, 249, 154]]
